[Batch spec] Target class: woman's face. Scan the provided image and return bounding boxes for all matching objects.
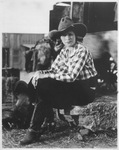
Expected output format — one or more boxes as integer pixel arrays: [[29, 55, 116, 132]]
[[60, 31, 76, 48]]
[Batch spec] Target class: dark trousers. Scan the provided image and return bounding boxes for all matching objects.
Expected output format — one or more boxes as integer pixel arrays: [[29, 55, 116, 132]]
[[28, 77, 96, 131]]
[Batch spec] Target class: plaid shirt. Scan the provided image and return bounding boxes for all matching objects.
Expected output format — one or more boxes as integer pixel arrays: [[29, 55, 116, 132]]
[[40, 43, 97, 82]]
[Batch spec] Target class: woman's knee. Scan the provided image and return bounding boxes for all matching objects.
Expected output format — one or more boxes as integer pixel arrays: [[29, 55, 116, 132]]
[[36, 78, 55, 91]]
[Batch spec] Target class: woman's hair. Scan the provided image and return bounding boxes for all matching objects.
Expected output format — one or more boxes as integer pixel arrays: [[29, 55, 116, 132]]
[[76, 36, 83, 42]]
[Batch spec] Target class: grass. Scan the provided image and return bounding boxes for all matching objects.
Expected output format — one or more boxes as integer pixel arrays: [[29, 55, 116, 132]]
[[2, 124, 117, 148]]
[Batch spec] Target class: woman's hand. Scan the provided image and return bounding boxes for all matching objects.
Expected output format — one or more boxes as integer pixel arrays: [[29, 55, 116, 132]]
[[32, 71, 49, 88]]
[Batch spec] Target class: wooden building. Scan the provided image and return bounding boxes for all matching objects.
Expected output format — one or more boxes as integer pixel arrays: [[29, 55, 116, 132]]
[[50, 2, 117, 32], [2, 33, 44, 70]]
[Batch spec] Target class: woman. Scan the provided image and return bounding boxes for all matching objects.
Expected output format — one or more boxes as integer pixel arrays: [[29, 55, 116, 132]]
[[20, 16, 97, 145]]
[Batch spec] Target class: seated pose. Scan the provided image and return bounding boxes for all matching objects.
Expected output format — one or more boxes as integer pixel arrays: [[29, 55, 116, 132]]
[[19, 16, 97, 145]]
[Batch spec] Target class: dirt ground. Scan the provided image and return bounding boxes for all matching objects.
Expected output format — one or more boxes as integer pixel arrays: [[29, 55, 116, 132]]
[[2, 125, 117, 148], [2, 93, 117, 148]]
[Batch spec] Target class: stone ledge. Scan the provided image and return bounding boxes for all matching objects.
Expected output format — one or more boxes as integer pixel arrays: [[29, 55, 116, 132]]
[[59, 95, 117, 132]]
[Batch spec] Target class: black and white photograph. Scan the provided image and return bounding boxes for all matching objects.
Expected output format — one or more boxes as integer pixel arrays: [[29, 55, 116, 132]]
[[1, 0, 118, 148]]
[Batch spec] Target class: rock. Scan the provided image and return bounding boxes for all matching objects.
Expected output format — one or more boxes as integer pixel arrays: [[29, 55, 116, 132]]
[[59, 95, 117, 132], [77, 133, 83, 141], [80, 129, 89, 136]]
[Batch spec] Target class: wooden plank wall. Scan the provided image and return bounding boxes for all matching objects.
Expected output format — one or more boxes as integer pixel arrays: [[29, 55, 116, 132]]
[[2, 33, 44, 70]]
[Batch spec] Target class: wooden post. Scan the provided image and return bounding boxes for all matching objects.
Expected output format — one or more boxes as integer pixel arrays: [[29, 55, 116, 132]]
[[70, 2, 73, 19]]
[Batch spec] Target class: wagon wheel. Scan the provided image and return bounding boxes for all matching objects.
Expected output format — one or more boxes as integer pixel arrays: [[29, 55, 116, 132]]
[[96, 57, 117, 94]]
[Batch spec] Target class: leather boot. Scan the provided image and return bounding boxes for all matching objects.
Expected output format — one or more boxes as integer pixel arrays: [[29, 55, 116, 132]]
[[20, 129, 40, 145]]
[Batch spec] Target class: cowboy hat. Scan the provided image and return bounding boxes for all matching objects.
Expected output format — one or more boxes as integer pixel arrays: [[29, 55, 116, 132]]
[[48, 16, 87, 41]]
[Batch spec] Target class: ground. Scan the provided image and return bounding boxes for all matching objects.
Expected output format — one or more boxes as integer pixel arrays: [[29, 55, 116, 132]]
[[2, 93, 117, 148], [2, 124, 117, 148]]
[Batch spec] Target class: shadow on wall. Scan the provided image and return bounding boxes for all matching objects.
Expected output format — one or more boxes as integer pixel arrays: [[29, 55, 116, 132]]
[[83, 30, 117, 63]]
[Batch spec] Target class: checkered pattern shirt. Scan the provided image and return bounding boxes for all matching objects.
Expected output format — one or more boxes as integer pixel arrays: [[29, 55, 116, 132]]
[[39, 43, 97, 82]]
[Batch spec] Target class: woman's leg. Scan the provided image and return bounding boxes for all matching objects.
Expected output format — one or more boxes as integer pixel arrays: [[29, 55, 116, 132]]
[[70, 76, 96, 106], [20, 77, 96, 145], [20, 99, 48, 145], [35, 77, 96, 108], [20, 79, 55, 145]]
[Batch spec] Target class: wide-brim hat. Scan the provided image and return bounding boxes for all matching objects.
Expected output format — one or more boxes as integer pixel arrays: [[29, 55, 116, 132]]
[[48, 16, 87, 41]]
